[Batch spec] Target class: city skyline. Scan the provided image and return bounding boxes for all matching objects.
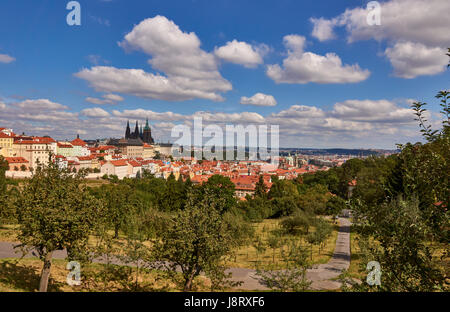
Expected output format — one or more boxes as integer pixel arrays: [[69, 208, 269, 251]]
[[0, 0, 449, 149]]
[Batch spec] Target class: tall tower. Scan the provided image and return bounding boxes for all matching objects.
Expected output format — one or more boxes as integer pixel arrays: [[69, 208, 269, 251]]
[[143, 117, 155, 144], [134, 121, 139, 139], [125, 121, 131, 139]]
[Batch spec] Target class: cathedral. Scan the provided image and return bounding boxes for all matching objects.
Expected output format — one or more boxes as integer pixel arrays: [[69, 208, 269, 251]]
[[125, 118, 155, 144]]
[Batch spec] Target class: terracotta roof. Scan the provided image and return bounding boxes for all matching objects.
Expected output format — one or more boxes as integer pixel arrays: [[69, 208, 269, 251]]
[[5, 157, 29, 164], [128, 160, 142, 167], [71, 138, 87, 147], [110, 160, 128, 167], [0, 133, 13, 139]]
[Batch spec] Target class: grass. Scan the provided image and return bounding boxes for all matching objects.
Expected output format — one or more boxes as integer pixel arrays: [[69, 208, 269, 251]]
[[0, 257, 212, 292], [226, 218, 339, 270], [0, 224, 20, 243]]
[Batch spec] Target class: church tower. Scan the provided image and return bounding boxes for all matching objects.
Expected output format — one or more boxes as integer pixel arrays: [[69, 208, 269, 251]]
[[143, 117, 154, 144], [125, 120, 131, 139], [133, 121, 139, 139]]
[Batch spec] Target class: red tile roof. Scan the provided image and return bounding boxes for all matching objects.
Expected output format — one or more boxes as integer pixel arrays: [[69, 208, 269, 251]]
[[110, 160, 128, 167], [5, 157, 29, 164], [71, 138, 87, 147]]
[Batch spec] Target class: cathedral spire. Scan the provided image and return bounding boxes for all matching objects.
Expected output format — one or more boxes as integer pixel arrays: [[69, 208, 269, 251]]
[[125, 120, 131, 139], [134, 121, 139, 139]]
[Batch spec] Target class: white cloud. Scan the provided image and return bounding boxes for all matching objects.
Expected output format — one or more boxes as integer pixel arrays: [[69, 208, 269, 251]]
[[86, 93, 124, 105], [310, 0, 450, 78], [81, 107, 110, 118], [0, 54, 15, 64], [214, 40, 264, 68], [14, 99, 68, 111], [270, 105, 325, 119], [266, 35, 370, 84], [310, 17, 337, 41], [0, 96, 429, 149], [384, 42, 448, 79], [331, 99, 415, 123], [338, 0, 450, 47], [240, 93, 277, 106], [77, 15, 232, 102]]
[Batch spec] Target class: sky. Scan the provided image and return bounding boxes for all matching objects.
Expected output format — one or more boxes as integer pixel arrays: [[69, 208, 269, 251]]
[[0, 0, 449, 149]]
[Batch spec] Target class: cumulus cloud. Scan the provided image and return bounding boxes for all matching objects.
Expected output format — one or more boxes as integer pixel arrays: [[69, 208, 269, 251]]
[[0, 54, 15, 64], [214, 40, 264, 68], [0, 96, 428, 148], [76, 15, 232, 102], [331, 99, 415, 123], [86, 93, 124, 105], [240, 93, 277, 106], [384, 42, 448, 78], [81, 107, 110, 118], [14, 99, 68, 112], [310, 17, 337, 41], [266, 35, 370, 84], [338, 0, 450, 47], [310, 0, 450, 78]]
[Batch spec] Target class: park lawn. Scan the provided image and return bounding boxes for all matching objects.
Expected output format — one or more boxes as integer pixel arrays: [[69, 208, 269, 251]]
[[0, 224, 20, 243], [226, 218, 339, 270], [0, 257, 212, 292], [345, 230, 365, 281]]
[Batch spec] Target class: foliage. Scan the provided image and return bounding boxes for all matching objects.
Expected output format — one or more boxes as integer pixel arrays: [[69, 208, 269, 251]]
[[152, 188, 245, 291], [352, 198, 447, 291], [255, 242, 311, 292], [14, 162, 103, 291]]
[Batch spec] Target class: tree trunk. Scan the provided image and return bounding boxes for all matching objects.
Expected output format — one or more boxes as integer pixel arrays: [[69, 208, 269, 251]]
[[39, 251, 53, 292], [114, 226, 119, 239], [183, 269, 197, 292]]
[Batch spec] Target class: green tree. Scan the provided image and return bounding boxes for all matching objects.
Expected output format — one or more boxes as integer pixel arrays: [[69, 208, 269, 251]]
[[201, 175, 236, 214], [254, 175, 267, 198], [255, 242, 311, 292], [153, 188, 244, 291], [14, 162, 102, 292], [102, 184, 137, 238], [0, 156, 10, 224]]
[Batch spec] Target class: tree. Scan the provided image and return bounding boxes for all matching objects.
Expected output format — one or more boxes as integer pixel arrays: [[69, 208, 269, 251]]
[[153, 151, 161, 160], [102, 184, 136, 238], [280, 211, 312, 235], [153, 188, 244, 291], [255, 242, 311, 292], [353, 198, 446, 291], [0, 156, 10, 224], [14, 162, 102, 292], [159, 173, 185, 212], [254, 175, 267, 198], [349, 52, 450, 292], [201, 175, 236, 214], [268, 179, 298, 199], [326, 196, 347, 216]]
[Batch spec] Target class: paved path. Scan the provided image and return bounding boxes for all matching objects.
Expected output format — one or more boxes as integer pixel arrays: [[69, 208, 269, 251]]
[[0, 217, 351, 291]]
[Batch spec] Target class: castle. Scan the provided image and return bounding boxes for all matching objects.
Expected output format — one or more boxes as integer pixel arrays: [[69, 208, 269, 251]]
[[125, 118, 154, 144]]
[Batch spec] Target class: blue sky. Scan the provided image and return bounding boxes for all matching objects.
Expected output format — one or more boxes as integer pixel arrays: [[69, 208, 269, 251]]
[[0, 0, 449, 148]]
